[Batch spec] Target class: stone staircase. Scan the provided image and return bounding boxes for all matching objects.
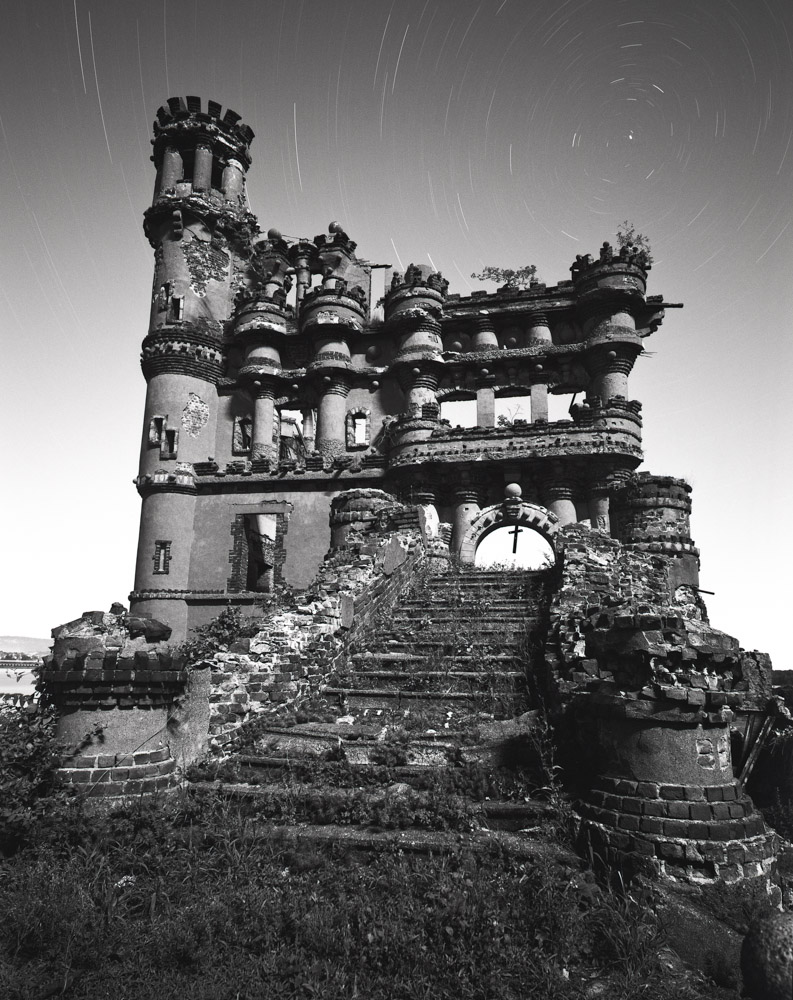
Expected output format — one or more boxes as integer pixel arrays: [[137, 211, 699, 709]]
[[199, 567, 562, 856], [325, 569, 546, 718]]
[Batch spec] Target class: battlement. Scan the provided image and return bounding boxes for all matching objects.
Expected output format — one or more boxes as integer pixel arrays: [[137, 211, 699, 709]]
[[153, 96, 254, 156], [150, 96, 254, 211]]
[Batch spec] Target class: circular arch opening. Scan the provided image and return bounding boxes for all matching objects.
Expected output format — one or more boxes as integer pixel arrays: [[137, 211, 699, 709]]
[[474, 524, 555, 571]]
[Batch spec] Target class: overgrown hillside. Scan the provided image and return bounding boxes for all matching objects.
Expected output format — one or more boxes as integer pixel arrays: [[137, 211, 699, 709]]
[[0, 703, 750, 1000]]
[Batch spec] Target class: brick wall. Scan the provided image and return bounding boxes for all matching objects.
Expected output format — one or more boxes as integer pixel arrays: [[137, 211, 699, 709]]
[[208, 519, 426, 746], [40, 611, 185, 712]]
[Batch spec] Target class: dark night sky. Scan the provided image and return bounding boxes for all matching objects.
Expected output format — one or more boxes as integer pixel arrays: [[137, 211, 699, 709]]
[[1, 0, 791, 664]]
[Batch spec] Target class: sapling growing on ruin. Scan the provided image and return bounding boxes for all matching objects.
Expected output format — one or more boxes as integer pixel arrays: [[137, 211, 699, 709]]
[[470, 264, 538, 289]]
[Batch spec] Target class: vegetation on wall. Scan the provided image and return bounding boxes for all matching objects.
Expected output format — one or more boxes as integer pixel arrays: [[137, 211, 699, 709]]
[[470, 264, 538, 289], [616, 220, 654, 265]]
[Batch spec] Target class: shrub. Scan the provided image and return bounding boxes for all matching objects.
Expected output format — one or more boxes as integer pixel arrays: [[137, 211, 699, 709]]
[[0, 702, 67, 854], [176, 606, 262, 664]]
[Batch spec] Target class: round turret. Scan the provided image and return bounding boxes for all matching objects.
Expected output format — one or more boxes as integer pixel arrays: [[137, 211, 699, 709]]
[[610, 473, 700, 586], [150, 96, 254, 209]]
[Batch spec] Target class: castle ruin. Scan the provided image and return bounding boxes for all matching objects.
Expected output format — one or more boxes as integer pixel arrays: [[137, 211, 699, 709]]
[[41, 97, 779, 889]]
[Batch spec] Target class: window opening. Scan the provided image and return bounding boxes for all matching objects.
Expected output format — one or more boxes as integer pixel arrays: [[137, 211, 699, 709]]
[[161, 428, 178, 459], [149, 415, 167, 446]]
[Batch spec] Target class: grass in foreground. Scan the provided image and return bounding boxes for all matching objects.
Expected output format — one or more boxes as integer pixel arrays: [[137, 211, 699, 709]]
[[0, 704, 737, 1000], [0, 788, 731, 1000]]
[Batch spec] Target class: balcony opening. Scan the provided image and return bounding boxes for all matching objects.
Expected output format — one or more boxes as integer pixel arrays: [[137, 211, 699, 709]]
[[495, 395, 530, 427], [440, 397, 477, 428], [547, 392, 574, 423], [278, 410, 306, 461]]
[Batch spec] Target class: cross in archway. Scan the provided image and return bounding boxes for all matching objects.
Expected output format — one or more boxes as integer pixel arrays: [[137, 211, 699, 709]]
[[508, 524, 523, 554]]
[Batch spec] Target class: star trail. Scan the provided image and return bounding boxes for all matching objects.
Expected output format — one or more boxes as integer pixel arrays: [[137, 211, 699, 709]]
[[0, 0, 790, 663]]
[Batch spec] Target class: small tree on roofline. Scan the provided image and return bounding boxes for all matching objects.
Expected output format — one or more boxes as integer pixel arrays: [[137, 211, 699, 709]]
[[470, 264, 538, 290], [616, 220, 654, 265]]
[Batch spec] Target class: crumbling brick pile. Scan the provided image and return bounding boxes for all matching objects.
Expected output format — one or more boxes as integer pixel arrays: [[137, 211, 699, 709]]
[[544, 519, 777, 884], [208, 492, 426, 746], [42, 609, 183, 712]]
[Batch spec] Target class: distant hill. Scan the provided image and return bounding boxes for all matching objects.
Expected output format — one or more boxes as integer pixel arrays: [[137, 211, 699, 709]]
[[0, 636, 50, 656]]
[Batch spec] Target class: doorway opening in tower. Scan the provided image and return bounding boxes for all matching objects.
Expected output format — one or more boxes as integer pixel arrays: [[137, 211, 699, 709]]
[[474, 524, 555, 571], [244, 513, 277, 591]]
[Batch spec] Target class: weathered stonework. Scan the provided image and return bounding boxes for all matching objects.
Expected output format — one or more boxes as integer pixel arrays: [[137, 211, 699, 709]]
[[541, 521, 776, 884]]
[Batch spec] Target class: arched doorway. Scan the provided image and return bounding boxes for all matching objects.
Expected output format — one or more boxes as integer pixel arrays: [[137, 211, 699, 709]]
[[474, 523, 555, 570], [459, 494, 559, 569]]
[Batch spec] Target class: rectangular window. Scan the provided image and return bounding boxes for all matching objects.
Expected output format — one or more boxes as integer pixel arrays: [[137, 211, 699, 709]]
[[153, 541, 171, 575]]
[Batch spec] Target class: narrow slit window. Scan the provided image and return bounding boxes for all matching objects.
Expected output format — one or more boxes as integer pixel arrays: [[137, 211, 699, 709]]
[[160, 428, 178, 459], [153, 541, 171, 575], [149, 415, 166, 445]]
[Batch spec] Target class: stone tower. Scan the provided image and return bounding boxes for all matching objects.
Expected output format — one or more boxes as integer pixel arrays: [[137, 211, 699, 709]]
[[133, 97, 256, 638]]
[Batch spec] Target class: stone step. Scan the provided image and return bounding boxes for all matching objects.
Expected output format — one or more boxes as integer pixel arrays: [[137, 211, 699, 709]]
[[323, 686, 526, 715], [371, 625, 533, 641], [206, 780, 553, 833], [248, 727, 462, 767], [399, 592, 536, 611], [242, 710, 542, 768], [335, 670, 526, 693], [364, 641, 527, 657], [426, 571, 543, 583], [350, 652, 521, 665], [389, 612, 533, 624], [200, 801, 571, 862]]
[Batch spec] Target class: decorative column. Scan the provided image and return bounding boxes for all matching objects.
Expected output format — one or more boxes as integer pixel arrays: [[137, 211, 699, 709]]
[[193, 139, 213, 192], [572, 246, 647, 404], [384, 267, 446, 458], [251, 380, 277, 461], [529, 364, 549, 423], [451, 481, 483, 555], [470, 312, 499, 351], [289, 240, 316, 312], [476, 369, 496, 427], [221, 157, 245, 203], [301, 407, 316, 452], [315, 376, 350, 457], [589, 347, 634, 404], [588, 482, 611, 533], [404, 362, 440, 416], [159, 145, 182, 195], [527, 311, 552, 344], [543, 477, 577, 526]]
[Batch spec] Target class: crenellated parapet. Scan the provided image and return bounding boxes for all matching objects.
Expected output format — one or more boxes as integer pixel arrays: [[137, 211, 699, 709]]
[[151, 96, 254, 203], [385, 263, 448, 329], [570, 241, 650, 306]]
